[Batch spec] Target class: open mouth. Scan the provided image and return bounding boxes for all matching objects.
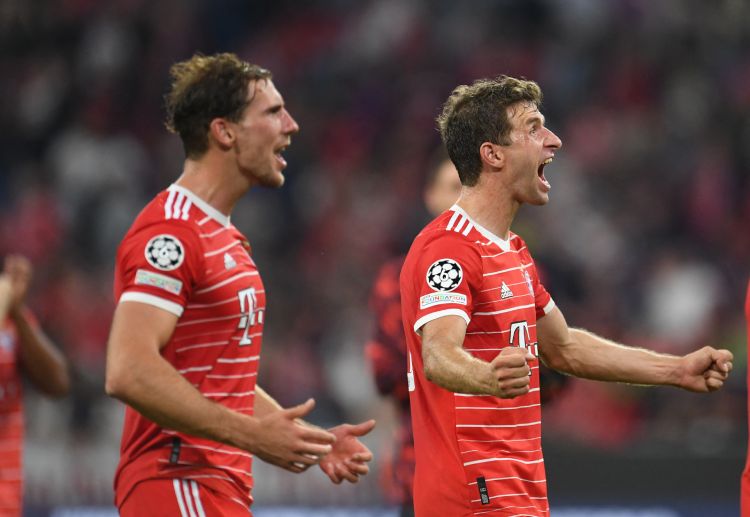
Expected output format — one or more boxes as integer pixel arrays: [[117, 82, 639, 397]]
[[274, 143, 290, 168], [537, 157, 552, 190]]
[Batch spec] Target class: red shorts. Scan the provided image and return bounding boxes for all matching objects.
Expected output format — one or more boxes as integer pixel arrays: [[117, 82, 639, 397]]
[[119, 478, 251, 517]]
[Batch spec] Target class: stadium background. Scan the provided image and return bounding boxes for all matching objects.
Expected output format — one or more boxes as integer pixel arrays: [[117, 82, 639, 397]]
[[1, 0, 748, 515]]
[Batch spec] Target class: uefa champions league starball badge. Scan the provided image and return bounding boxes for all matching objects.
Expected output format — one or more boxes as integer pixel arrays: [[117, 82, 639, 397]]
[[426, 259, 463, 292], [144, 234, 185, 271]]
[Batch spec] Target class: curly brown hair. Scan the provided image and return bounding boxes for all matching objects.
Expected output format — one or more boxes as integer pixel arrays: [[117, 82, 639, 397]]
[[436, 76, 543, 186], [165, 53, 272, 159]]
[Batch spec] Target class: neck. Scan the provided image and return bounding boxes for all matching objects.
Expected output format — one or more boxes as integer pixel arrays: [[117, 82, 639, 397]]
[[175, 154, 251, 216], [456, 176, 519, 239]]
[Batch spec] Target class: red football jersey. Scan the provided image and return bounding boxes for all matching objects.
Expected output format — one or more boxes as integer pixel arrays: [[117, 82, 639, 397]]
[[741, 279, 750, 517], [400, 205, 555, 517], [0, 318, 25, 517], [113, 184, 265, 510]]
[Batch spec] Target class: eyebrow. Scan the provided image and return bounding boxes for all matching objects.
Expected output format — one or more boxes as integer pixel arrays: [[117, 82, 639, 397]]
[[526, 114, 545, 127]]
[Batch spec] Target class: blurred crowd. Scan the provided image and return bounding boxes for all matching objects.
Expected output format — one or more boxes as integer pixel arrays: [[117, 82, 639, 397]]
[[1, 0, 749, 508]]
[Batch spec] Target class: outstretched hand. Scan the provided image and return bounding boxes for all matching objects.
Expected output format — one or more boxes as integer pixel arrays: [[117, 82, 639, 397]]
[[679, 346, 733, 393], [251, 399, 336, 474], [319, 419, 376, 484]]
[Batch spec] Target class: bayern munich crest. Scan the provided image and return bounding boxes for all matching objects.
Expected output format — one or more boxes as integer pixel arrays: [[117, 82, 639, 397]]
[[144, 234, 185, 271], [426, 258, 463, 292]]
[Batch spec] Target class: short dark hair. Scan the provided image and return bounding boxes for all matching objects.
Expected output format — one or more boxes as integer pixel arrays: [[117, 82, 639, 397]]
[[436, 76, 543, 186], [165, 53, 272, 159]]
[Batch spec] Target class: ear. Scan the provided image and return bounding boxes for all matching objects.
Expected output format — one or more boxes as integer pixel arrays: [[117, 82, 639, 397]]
[[208, 118, 234, 149], [479, 142, 504, 169]]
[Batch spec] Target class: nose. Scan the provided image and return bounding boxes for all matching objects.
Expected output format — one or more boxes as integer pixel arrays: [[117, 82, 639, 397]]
[[546, 128, 562, 149], [283, 109, 300, 135]]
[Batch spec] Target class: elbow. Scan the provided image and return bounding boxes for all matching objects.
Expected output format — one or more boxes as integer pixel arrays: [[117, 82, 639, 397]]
[[105, 364, 131, 400], [46, 368, 71, 398]]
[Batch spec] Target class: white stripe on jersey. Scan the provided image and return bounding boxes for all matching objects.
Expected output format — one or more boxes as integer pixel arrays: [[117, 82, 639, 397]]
[[175, 313, 241, 328], [175, 341, 228, 353], [483, 265, 523, 277], [164, 190, 176, 220], [458, 436, 541, 443], [181, 199, 193, 221], [180, 479, 198, 517], [173, 479, 189, 517], [189, 480, 207, 517], [480, 250, 513, 258], [204, 241, 241, 258], [463, 456, 545, 467], [206, 372, 257, 379], [468, 475, 546, 486], [186, 296, 239, 309], [204, 390, 255, 398], [462, 222, 474, 236], [474, 303, 535, 316], [457, 420, 540, 429], [178, 366, 213, 374], [453, 216, 467, 233], [455, 403, 540, 411], [200, 227, 227, 239], [446, 211, 460, 231], [160, 459, 251, 477], [461, 447, 542, 455], [181, 443, 252, 458], [120, 292, 184, 317], [217, 356, 259, 364], [197, 216, 211, 226], [195, 271, 259, 294], [474, 507, 549, 516], [171, 192, 185, 220], [183, 474, 234, 483], [542, 299, 556, 314]]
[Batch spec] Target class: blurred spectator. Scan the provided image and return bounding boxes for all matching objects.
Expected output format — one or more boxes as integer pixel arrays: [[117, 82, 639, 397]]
[[0, 255, 70, 516]]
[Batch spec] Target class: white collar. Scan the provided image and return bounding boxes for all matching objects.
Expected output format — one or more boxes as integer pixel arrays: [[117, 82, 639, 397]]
[[168, 184, 231, 228], [449, 204, 511, 252]]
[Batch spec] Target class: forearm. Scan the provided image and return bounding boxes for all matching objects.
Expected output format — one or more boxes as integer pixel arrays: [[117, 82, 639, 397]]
[[12, 307, 70, 396], [424, 342, 495, 394], [554, 328, 682, 386]]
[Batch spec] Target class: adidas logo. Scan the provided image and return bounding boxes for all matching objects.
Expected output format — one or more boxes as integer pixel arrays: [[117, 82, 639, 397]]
[[500, 281, 513, 299], [224, 253, 237, 270]]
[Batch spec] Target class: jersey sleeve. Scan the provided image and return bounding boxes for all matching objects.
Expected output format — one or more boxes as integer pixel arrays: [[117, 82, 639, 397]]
[[523, 252, 555, 318], [409, 236, 483, 333], [115, 221, 204, 317]]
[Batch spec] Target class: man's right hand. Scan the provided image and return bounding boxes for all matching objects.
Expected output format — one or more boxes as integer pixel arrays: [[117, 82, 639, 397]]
[[488, 347, 534, 398], [248, 398, 337, 473]]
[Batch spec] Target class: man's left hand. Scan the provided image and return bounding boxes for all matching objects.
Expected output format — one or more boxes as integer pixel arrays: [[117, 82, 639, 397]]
[[319, 419, 375, 484]]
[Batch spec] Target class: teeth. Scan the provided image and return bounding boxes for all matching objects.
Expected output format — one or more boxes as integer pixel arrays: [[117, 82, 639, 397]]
[[543, 158, 553, 165]]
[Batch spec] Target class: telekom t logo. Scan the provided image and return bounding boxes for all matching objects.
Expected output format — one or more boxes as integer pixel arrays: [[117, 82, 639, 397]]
[[509, 320, 538, 357], [237, 287, 264, 346]]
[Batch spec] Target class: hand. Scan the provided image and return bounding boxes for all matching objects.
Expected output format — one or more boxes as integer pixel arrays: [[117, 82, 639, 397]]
[[250, 398, 337, 473], [488, 347, 534, 399], [319, 419, 375, 484], [678, 346, 733, 393], [3, 255, 32, 315]]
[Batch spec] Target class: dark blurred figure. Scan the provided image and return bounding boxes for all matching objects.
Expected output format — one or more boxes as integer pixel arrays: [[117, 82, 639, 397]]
[[741, 279, 750, 516], [0, 255, 70, 516]]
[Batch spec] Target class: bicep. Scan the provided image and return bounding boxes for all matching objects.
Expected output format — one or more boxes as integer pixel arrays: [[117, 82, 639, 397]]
[[536, 306, 573, 368], [107, 301, 179, 365], [420, 315, 468, 363]]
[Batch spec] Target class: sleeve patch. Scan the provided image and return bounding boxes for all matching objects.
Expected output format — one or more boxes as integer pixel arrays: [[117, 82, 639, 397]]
[[420, 292, 468, 309], [426, 258, 463, 292], [144, 234, 185, 271], [135, 268, 183, 295]]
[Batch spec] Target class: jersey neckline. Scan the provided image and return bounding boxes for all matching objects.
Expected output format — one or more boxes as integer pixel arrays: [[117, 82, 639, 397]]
[[168, 184, 231, 228], [449, 204, 511, 252]]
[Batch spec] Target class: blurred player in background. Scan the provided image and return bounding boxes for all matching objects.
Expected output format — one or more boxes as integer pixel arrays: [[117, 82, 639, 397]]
[[0, 254, 70, 516], [400, 75, 734, 516], [741, 280, 750, 516], [105, 53, 374, 517], [365, 156, 461, 516]]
